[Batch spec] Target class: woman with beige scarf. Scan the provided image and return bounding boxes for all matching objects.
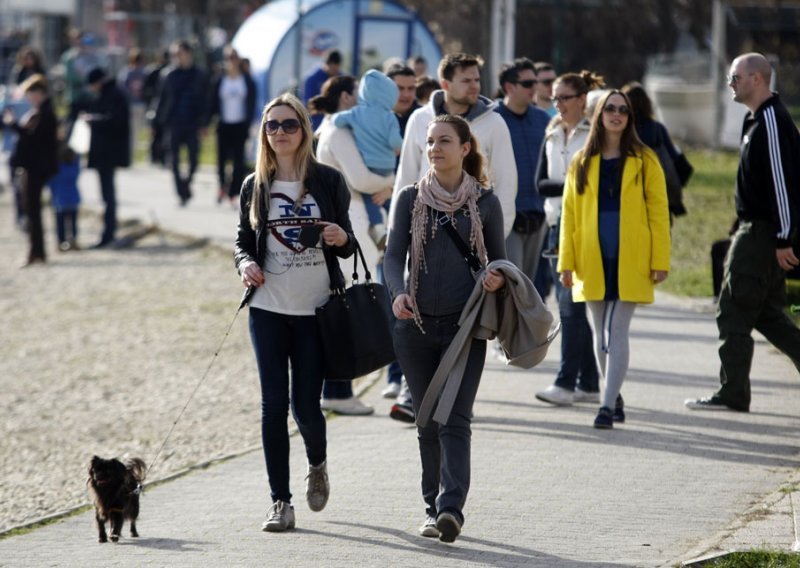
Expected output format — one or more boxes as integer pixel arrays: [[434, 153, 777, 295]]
[[384, 114, 507, 543]]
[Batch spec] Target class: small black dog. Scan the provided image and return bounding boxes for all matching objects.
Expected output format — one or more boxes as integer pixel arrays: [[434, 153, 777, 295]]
[[87, 455, 146, 543]]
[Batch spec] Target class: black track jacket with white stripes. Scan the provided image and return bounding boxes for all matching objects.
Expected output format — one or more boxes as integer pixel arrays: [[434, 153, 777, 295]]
[[736, 93, 799, 249]]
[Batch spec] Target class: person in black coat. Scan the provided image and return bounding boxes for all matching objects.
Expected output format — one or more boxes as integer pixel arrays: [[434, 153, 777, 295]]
[[3, 74, 58, 266], [77, 67, 131, 248]]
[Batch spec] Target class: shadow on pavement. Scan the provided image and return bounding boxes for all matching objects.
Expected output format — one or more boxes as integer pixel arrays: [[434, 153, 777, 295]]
[[474, 411, 800, 469], [314, 521, 627, 567], [119, 536, 208, 551]]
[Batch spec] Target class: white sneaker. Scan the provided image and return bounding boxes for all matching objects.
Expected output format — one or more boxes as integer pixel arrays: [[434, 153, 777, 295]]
[[535, 385, 574, 406], [419, 516, 439, 538], [262, 500, 295, 532], [381, 382, 401, 399], [320, 396, 375, 415], [573, 388, 600, 403]]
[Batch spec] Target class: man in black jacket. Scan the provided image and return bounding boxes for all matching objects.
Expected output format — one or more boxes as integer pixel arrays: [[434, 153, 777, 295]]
[[686, 53, 800, 412], [81, 67, 131, 248], [154, 40, 207, 206]]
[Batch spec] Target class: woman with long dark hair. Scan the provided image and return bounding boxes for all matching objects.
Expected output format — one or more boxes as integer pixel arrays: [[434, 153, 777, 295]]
[[535, 70, 604, 407], [385, 114, 506, 543], [557, 90, 671, 429], [234, 93, 355, 531]]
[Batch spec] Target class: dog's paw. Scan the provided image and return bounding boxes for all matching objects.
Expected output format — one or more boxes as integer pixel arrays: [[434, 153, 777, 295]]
[[131, 530, 139, 538], [98, 536, 107, 543], [110, 535, 119, 543]]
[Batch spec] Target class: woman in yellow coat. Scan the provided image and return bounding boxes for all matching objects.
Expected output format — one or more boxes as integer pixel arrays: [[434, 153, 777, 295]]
[[557, 89, 670, 429]]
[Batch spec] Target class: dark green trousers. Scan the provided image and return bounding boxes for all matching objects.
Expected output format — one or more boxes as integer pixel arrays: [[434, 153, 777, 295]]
[[715, 220, 800, 411]]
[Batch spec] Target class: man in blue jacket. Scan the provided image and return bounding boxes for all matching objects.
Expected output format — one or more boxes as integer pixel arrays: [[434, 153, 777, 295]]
[[686, 52, 800, 412], [494, 58, 550, 291]]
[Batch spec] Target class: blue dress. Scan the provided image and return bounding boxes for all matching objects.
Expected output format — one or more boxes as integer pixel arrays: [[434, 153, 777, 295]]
[[597, 158, 621, 301]]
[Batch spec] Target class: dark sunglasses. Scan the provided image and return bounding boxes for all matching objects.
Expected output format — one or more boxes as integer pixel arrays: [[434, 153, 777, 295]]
[[265, 119, 301, 135], [551, 94, 579, 103], [726, 73, 751, 85], [603, 104, 630, 115], [539, 78, 555, 86], [515, 79, 537, 88]]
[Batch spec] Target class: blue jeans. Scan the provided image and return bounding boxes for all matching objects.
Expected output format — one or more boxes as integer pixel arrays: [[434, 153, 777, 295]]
[[393, 314, 486, 526], [361, 193, 391, 226], [249, 308, 327, 503], [55, 208, 78, 244], [548, 221, 599, 392]]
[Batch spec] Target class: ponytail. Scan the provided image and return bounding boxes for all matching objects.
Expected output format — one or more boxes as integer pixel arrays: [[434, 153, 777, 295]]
[[463, 133, 488, 186], [308, 75, 356, 115], [555, 70, 606, 96]]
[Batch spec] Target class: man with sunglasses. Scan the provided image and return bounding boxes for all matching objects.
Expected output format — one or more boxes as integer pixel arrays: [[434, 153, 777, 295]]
[[533, 62, 557, 118], [494, 58, 550, 294], [686, 52, 800, 412]]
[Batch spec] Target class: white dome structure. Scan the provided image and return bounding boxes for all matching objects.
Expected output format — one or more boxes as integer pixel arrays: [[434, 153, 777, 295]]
[[232, 0, 443, 110]]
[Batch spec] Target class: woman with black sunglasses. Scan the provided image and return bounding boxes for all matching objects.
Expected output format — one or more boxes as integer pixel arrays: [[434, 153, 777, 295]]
[[234, 94, 355, 532], [557, 89, 671, 429]]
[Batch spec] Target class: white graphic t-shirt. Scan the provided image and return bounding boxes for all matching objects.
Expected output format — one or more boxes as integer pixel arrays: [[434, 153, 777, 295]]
[[249, 180, 330, 315]]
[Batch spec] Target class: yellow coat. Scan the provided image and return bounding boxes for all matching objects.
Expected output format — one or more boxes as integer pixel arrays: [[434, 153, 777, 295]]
[[557, 148, 671, 304]]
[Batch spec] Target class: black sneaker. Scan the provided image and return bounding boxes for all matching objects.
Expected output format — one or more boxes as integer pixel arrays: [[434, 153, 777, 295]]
[[593, 406, 613, 429], [684, 395, 745, 411], [436, 512, 461, 543], [613, 394, 625, 423], [390, 403, 415, 423]]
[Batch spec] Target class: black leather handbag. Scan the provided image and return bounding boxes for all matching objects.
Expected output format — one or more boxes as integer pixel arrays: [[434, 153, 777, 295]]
[[316, 239, 395, 381]]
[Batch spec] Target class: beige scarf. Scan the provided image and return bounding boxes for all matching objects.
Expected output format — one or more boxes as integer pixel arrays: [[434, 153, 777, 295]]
[[409, 170, 487, 332]]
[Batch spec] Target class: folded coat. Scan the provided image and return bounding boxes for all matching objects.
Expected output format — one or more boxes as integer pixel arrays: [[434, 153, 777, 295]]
[[416, 259, 557, 427]]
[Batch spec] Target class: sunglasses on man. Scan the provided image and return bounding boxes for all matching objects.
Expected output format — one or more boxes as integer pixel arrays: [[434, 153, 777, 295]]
[[265, 119, 301, 135], [514, 79, 537, 88]]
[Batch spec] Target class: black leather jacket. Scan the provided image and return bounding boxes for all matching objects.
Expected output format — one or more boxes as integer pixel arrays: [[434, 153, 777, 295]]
[[234, 162, 356, 303]]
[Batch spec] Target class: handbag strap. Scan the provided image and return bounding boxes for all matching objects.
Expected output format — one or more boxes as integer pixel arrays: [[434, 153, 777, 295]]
[[321, 237, 373, 294]]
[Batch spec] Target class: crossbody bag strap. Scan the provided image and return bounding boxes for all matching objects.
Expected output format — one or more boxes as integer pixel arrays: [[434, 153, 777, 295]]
[[412, 182, 484, 273], [440, 215, 484, 273]]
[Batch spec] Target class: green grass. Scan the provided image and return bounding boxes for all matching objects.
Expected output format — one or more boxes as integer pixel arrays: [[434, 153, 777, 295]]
[[699, 550, 800, 567], [660, 149, 739, 297]]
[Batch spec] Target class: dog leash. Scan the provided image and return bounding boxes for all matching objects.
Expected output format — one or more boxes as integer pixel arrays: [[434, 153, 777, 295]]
[[135, 288, 252, 495]]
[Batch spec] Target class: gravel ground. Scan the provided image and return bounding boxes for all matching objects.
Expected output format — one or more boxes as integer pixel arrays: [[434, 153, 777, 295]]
[[0, 197, 263, 532]]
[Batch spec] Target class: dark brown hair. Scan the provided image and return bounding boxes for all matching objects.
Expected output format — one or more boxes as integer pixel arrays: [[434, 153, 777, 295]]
[[573, 90, 643, 195], [415, 75, 440, 102], [437, 53, 483, 82], [621, 82, 654, 123], [308, 75, 356, 115], [429, 114, 488, 186], [555, 70, 605, 97]]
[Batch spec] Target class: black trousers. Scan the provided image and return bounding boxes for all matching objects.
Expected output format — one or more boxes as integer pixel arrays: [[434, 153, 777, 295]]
[[216, 121, 249, 198], [21, 170, 46, 261], [715, 220, 800, 410]]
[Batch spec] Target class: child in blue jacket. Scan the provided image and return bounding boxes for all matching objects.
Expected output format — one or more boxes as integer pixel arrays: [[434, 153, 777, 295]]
[[333, 69, 402, 248], [48, 143, 81, 251]]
